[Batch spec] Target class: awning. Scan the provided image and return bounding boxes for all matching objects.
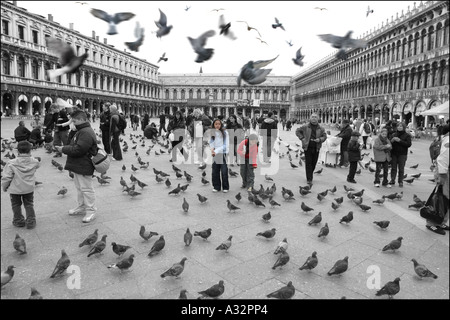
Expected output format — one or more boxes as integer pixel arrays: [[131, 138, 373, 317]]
[[420, 101, 449, 116]]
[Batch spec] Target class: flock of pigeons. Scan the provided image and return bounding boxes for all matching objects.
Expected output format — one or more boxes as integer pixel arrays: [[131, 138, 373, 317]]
[[0, 122, 441, 299], [43, 4, 376, 86]]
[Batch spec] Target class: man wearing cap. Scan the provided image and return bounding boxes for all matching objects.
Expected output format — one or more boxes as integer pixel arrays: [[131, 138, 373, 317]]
[[295, 113, 327, 186], [336, 119, 352, 167]]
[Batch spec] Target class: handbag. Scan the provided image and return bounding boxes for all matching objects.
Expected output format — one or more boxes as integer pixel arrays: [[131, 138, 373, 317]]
[[91, 146, 111, 174], [419, 185, 446, 224]]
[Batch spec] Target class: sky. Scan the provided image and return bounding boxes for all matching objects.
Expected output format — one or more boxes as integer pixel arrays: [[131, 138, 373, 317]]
[[16, 1, 417, 77]]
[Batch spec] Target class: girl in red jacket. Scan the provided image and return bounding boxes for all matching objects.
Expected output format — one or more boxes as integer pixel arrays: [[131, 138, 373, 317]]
[[237, 134, 259, 191]]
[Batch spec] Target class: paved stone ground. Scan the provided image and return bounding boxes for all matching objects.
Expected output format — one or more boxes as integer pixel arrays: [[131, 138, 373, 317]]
[[1, 118, 448, 299]]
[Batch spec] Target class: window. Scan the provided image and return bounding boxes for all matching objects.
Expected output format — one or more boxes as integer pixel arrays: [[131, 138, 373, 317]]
[[32, 30, 38, 44], [230, 90, 234, 100], [181, 90, 185, 100], [197, 90, 201, 99], [92, 51, 97, 62], [17, 56, 25, 77], [107, 56, 110, 66], [113, 58, 116, 67], [85, 72, 89, 87], [76, 71, 81, 86], [238, 90, 243, 99], [189, 89, 193, 99], [166, 90, 170, 100], [2, 52, 10, 75], [428, 26, 435, 51], [213, 90, 217, 100], [221, 90, 226, 100], [67, 72, 72, 85], [100, 54, 104, 64], [2, 20, 9, 35], [32, 59, 39, 79], [435, 23, 442, 48], [18, 25, 25, 40]]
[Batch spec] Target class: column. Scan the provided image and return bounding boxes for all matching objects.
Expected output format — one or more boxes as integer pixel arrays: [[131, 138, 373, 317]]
[[226, 89, 230, 100]]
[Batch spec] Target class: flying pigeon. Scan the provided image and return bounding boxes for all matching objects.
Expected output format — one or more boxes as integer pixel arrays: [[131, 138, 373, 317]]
[[184, 228, 193, 246], [154, 9, 173, 38], [301, 202, 314, 213], [227, 200, 241, 212], [90, 9, 135, 35], [315, 7, 327, 11], [29, 287, 43, 299], [211, 8, 225, 12], [182, 198, 189, 212], [318, 31, 367, 60], [272, 251, 290, 270], [194, 228, 212, 240], [218, 15, 236, 40], [299, 251, 318, 271], [373, 220, 390, 229], [236, 21, 261, 37], [272, 17, 285, 30], [274, 238, 288, 254], [45, 37, 89, 81], [266, 281, 295, 299], [87, 235, 107, 257], [366, 6, 374, 17], [185, 5, 191, 11], [1, 266, 15, 287], [327, 256, 349, 276], [161, 257, 188, 278], [237, 55, 278, 87], [340, 211, 354, 224], [107, 254, 135, 272], [411, 259, 438, 279], [262, 211, 272, 222], [13, 233, 27, 254], [79, 229, 99, 248], [308, 212, 322, 225], [139, 226, 158, 241], [256, 228, 276, 239], [318, 223, 329, 238], [188, 30, 216, 63], [216, 235, 233, 252], [375, 277, 400, 299], [148, 235, 165, 256], [286, 40, 293, 46], [50, 250, 70, 278], [382, 237, 403, 252], [125, 21, 144, 52], [198, 280, 225, 299], [158, 52, 168, 63]]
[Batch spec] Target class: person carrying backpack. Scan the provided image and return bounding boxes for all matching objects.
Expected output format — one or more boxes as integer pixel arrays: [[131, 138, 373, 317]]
[[359, 119, 372, 149]]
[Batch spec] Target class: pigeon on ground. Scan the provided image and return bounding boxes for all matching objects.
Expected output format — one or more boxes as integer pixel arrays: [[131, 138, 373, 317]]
[[308, 212, 322, 225], [237, 55, 279, 87], [229, 169, 239, 177], [158, 52, 168, 63], [314, 168, 323, 174], [194, 228, 212, 240], [169, 184, 182, 195], [128, 190, 141, 198], [269, 198, 281, 208], [50, 250, 70, 278], [182, 198, 189, 212], [198, 280, 225, 299], [331, 202, 340, 210], [272, 251, 290, 270], [334, 197, 344, 205], [274, 238, 288, 254], [413, 194, 423, 203], [112, 242, 132, 256], [1, 266, 15, 287], [375, 278, 400, 299], [79, 229, 99, 248], [235, 192, 242, 202], [265, 174, 273, 182], [293, 47, 305, 67], [352, 196, 363, 205], [197, 193, 208, 204], [262, 211, 272, 222], [136, 180, 148, 189], [95, 176, 110, 185], [180, 184, 189, 192], [272, 17, 285, 30], [411, 173, 421, 179], [201, 177, 210, 185], [382, 237, 403, 252], [227, 200, 241, 212], [257, 228, 276, 239], [266, 281, 295, 299], [373, 220, 390, 229], [328, 185, 337, 194], [148, 236, 165, 257], [317, 193, 326, 201], [45, 38, 88, 81], [154, 9, 173, 38], [57, 186, 68, 196], [359, 204, 371, 212], [125, 21, 144, 52], [165, 178, 172, 188], [139, 226, 158, 241], [175, 171, 183, 179], [343, 185, 355, 192], [318, 223, 329, 238], [29, 287, 43, 299], [69, 171, 75, 179], [373, 198, 385, 205], [301, 202, 314, 213], [188, 30, 216, 63], [403, 177, 415, 184], [411, 259, 438, 279], [87, 235, 107, 257], [179, 289, 188, 299], [184, 228, 193, 246], [410, 164, 419, 169], [90, 9, 135, 35], [216, 236, 233, 252], [13, 233, 27, 254], [155, 175, 164, 183], [327, 256, 349, 276], [299, 251, 318, 271], [383, 193, 398, 201], [107, 254, 135, 272], [218, 14, 236, 40], [254, 198, 266, 208], [408, 202, 424, 210], [340, 211, 353, 224], [161, 257, 188, 278]]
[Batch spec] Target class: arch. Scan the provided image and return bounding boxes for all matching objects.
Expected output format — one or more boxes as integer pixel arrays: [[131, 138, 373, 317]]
[[2, 92, 13, 116], [18, 94, 28, 102], [402, 102, 413, 124]]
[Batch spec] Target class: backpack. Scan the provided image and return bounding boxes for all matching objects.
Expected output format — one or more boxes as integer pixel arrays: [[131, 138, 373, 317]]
[[117, 114, 127, 131], [363, 123, 371, 134], [91, 146, 111, 174], [429, 138, 442, 161]]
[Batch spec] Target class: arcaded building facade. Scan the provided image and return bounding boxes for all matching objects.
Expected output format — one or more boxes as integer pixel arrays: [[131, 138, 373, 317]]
[[292, 0, 449, 129]]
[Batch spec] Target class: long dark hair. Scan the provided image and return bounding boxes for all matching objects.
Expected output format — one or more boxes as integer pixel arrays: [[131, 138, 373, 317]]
[[211, 119, 226, 140]]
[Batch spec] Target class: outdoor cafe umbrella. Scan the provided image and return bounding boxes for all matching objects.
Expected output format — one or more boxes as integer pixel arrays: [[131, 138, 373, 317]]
[[420, 101, 449, 116]]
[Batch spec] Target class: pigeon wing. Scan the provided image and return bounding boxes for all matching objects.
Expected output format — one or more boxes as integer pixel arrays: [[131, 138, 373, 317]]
[[158, 9, 168, 27], [90, 8, 112, 23], [113, 12, 136, 24], [218, 14, 225, 28], [46, 37, 76, 66], [346, 38, 368, 49], [197, 30, 216, 48], [296, 47, 303, 59], [275, 17, 280, 24], [318, 33, 343, 45], [253, 55, 279, 69]]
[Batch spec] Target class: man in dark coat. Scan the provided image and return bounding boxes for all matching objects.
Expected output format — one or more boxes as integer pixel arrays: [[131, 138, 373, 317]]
[[14, 121, 31, 142], [55, 110, 97, 223], [99, 103, 111, 154], [159, 113, 167, 136], [260, 112, 278, 163], [389, 122, 412, 187], [336, 119, 352, 167], [109, 104, 123, 161], [296, 113, 327, 186]]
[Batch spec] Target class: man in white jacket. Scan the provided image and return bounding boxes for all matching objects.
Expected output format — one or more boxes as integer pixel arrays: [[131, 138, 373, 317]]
[[359, 118, 372, 149]]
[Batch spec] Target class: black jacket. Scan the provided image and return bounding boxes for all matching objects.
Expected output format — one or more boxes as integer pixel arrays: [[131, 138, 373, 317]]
[[99, 111, 111, 132], [391, 130, 412, 156], [260, 118, 278, 137], [336, 124, 353, 152], [14, 125, 31, 142], [62, 122, 97, 176], [347, 139, 361, 162]]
